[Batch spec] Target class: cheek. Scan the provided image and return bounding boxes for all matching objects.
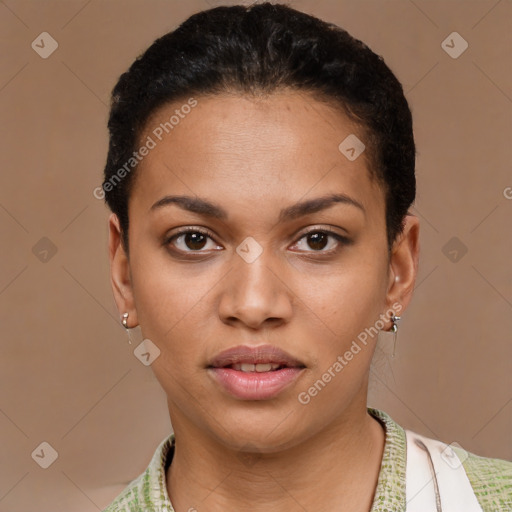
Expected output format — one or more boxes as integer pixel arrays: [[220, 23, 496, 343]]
[[297, 255, 388, 341], [130, 261, 214, 400], [292, 266, 388, 418], [129, 250, 215, 360]]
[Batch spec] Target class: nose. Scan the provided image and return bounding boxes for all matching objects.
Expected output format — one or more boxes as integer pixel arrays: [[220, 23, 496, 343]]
[[217, 248, 294, 330]]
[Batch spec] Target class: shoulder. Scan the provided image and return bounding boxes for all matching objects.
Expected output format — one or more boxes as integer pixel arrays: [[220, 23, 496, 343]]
[[455, 445, 512, 511], [102, 434, 175, 512], [369, 408, 512, 511]]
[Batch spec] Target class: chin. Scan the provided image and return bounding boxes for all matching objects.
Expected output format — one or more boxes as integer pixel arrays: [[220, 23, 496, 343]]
[[204, 403, 310, 453]]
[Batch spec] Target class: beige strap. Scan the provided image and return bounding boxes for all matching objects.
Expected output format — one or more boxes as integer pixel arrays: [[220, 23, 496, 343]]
[[405, 429, 483, 512]]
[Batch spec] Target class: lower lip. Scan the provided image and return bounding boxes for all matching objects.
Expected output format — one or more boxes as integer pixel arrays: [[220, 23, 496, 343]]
[[209, 367, 304, 400]]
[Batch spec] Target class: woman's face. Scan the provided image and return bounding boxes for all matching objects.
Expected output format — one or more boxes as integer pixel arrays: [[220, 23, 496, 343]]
[[110, 91, 417, 452]]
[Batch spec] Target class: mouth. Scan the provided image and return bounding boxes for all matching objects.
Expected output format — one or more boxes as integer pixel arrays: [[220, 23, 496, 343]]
[[207, 345, 306, 400], [208, 344, 306, 370], [227, 362, 287, 372]]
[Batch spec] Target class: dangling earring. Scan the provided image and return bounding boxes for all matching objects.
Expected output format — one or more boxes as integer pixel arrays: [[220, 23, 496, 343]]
[[121, 312, 132, 344], [389, 313, 401, 358]]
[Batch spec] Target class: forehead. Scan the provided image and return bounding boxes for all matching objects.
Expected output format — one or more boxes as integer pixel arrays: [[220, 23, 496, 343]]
[[132, 91, 383, 217]]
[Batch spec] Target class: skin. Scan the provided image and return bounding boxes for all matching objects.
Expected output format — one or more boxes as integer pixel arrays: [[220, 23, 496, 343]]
[[109, 90, 420, 512]]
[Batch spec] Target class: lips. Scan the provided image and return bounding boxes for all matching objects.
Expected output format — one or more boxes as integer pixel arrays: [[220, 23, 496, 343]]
[[207, 345, 306, 400]]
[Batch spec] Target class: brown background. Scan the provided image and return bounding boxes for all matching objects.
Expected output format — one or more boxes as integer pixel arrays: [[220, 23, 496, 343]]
[[0, 0, 511, 510]]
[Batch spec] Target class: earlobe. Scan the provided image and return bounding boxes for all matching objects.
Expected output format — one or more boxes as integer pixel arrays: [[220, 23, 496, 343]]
[[108, 213, 138, 327], [385, 214, 420, 318]]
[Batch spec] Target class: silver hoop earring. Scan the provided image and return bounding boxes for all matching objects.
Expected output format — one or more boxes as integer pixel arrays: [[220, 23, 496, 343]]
[[389, 313, 401, 357]]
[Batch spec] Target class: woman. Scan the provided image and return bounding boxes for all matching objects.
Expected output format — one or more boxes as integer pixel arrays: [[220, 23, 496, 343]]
[[101, 3, 511, 511]]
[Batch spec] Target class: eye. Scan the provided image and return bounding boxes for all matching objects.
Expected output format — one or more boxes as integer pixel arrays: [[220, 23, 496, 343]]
[[291, 228, 350, 254], [165, 227, 222, 253]]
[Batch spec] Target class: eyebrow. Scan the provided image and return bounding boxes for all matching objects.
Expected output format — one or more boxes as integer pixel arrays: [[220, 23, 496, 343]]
[[150, 192, 365, 222]]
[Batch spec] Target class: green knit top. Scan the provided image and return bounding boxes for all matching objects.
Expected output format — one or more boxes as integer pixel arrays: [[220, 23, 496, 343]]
[[103, 408, 512, 511]]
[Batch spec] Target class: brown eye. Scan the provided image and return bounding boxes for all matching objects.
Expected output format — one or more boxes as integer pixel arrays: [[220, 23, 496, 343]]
[[305, 232, 329, 251], [181, 232, 208, 251], [166, 228, 222, 253], [291, 229, 350, 254]]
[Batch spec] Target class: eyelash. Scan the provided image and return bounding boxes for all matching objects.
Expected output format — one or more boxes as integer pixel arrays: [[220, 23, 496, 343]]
[[164, 226, 351, 256]]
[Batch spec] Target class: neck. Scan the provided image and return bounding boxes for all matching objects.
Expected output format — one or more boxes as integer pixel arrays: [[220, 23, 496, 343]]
[[166, 405, 386, 512]]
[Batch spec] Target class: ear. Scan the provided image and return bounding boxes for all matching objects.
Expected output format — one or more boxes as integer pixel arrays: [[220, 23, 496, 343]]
[[385, 214, 420, 320], [108, 213, 138, 327]]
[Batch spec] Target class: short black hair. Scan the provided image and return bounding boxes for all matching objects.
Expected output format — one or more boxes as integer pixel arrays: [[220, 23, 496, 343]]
[[102, 2, 415, 250]]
